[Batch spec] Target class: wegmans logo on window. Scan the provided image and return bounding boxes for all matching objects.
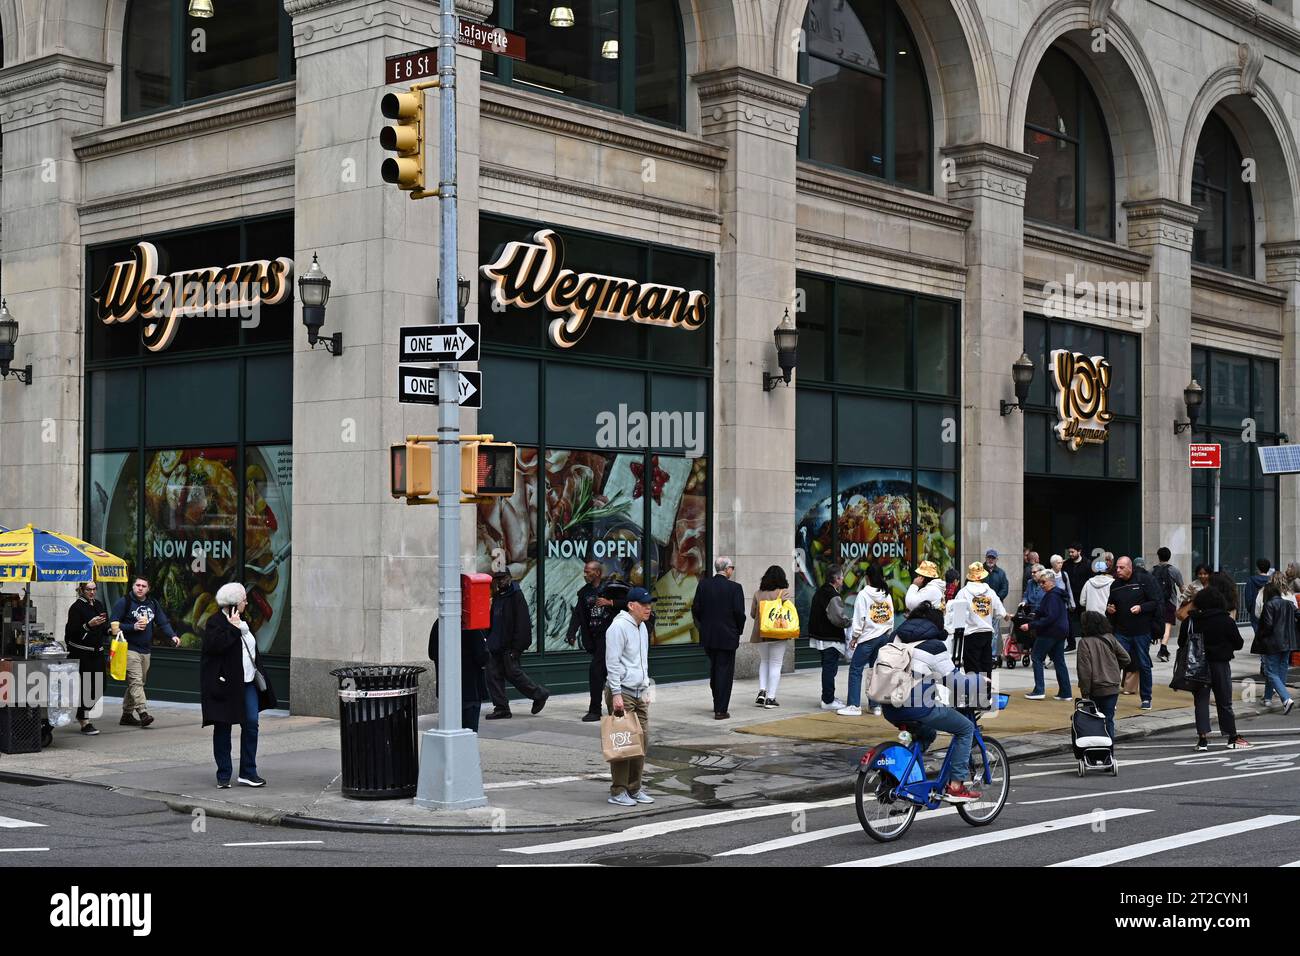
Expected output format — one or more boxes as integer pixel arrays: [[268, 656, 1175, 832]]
[[480, 229, 709, 349]]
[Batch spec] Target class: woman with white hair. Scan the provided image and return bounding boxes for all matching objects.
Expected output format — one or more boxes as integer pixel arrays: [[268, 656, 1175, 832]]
[[200, 582, 273, 788]]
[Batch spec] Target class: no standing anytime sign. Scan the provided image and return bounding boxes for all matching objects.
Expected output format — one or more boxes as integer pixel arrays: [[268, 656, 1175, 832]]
[[1189, 443, 1221, 469]]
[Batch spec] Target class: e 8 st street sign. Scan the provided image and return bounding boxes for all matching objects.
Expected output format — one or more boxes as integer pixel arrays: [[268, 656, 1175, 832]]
[[1189, 443, 1221, 469]]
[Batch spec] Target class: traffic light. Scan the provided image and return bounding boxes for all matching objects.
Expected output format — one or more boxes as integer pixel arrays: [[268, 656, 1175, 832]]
[[380, 89, 424, 193], [461, 442, 517, 497], [391, 441, 433, 498]]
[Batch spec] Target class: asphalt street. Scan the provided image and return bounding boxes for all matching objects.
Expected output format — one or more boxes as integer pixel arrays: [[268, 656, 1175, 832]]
[[2, 712, 1299, 868]]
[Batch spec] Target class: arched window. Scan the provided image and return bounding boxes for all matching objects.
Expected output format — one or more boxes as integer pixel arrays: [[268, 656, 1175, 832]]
[[485, 0, 684, 127], [1023, 47, 1113, 239], [1192, 111, 1254, 276], [798, 0, 932, 190], [123, 0, 293, 119]]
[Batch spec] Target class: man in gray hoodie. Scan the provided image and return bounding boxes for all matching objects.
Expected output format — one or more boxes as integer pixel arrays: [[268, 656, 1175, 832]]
[[604, 587, 656, 808]]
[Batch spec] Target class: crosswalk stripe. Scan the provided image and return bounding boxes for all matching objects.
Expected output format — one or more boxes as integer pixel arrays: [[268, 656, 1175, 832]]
[[1281, 860, 1300, 867], [718, 807, 961, 856], [503, 796, 856, 855], [1052, 815, 1300, 867], [1020, 765, 1300, 804], [830, 808, 1153, 868], [0, 815, 45, 829], [0, 847, 49, 853]]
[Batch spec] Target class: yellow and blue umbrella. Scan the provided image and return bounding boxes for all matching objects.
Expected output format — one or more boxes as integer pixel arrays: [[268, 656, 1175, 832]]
[[0, 524, 128, 584]]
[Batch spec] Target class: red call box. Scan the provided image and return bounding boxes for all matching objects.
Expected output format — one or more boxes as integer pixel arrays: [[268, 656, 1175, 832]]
[[1189, 443, 1222, 469], [461, 573, 493, 630]]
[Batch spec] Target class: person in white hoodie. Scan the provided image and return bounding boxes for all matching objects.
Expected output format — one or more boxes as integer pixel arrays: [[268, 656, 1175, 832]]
[[837, 563, 896, 717], [1082, 558, 1115, 614], [953, 561, 1008, 678], [905, 560, 946, 611], [604, 587, 656, 808]]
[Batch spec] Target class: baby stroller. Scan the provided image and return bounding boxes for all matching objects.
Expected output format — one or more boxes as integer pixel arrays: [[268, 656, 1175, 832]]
[[999, 607, 1033, 668], [1071, 698, 1117, 777]]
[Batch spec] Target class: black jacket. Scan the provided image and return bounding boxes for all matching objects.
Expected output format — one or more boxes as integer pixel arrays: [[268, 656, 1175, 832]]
[[1032, 587, 1070, 640], [568, 581, 617, 653], [429, 620, 491, 704], [692, 574, 746, 651], [64, 597, 110, 661], [1253, 596, 1298, 656], [1062, 557, 1090, 605], [809, 583, 844, 642], [487, 583, 532, 653], [200, 614, 267, 727], [1106, 575, 1160, 636], [1179, 608, 1243, 663]]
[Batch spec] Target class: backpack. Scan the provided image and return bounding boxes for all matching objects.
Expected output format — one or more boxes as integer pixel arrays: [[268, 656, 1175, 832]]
[[867, 639, 921, 707], [1151, 564, 1175, 605]]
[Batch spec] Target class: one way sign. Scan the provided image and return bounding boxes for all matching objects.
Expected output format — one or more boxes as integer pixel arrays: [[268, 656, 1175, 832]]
[[400, 323, 480, 363], [398, 365, 483, 408]]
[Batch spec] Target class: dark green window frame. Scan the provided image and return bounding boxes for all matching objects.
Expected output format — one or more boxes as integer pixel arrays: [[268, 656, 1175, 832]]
[[482, 0, 686, 128], [1192, 112, 1255, 277], [122, 0, 295, 120], [796, 0, 933, 190]]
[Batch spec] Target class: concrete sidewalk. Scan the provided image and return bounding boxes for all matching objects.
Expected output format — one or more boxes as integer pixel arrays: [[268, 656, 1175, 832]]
[[0, 651, 1283, 832]]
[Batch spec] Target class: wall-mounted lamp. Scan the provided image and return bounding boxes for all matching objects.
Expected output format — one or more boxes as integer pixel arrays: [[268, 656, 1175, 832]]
[[439, 274, 472, 320], [763, 309, 800, 391], [299, 253, 341, 356], [999, 352, 1035, 415], [1173, 378, 1203, 434], [0, 300, 32, 385]]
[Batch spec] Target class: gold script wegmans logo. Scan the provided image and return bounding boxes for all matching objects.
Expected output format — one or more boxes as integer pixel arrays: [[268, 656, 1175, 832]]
[[1050, 349, 1114, 451], [479, 229, 709, 349]]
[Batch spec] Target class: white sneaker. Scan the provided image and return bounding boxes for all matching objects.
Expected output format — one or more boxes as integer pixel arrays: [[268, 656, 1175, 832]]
[[1024, 693, 1046, 701], [1263, 698, 1280, 709], [871, 706, 883, 717], [631, 789, 655, 804], [607, 792, 637, 807], [820, 699, 846, 711], [836, 705, 863, 716]]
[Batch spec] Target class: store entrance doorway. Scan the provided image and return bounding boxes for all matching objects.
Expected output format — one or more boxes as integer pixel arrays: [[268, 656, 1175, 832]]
[[1023, 477, 1141, 566]]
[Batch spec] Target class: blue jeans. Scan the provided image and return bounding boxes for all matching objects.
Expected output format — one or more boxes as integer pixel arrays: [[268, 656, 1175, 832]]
[[820, 647, 843, 704], [1261, 652, 1293, 703], [1031, 637, 1072, 698], [1092, 693, 1118, 740], [1115, 632, 1152, 702], [845, 635, 891, 708], [912, 707, 976, 788], [212, 682, 259, 782]]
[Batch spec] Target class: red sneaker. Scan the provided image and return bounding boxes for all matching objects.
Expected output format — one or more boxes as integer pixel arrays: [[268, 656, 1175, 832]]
[[942, 781, 982, 803]]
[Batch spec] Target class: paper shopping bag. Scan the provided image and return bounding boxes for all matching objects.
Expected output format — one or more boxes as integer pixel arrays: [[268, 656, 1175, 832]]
[[600, 711, 645, 762], [1121, 669, 1139, 695]]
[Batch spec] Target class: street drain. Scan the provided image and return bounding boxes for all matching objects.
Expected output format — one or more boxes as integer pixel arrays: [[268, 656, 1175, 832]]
[[589, 851, 711, 867]]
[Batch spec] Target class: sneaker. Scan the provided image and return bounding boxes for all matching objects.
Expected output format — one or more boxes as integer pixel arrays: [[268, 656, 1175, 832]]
[[1024, 693, 1046, 701], [607, 792, 637, 807], [1195, 736, 1209, 752], [138, 712, 155, 728], [216, 779, 232, 789], [237, 774, 267, 787], [820, 699, 845, 711], [119, 712, 140, 726], [764, 698, 780, 709], [485, 709, 512, 720], [79, 723, 100, 736], [581, 711, 601, 722], [1157, 646, 1170, 662], [531, 692, 550, 715], [631, 789, 655, 804], [1139, 700, 1152, 710], [870, 706, 883, 717], [1285, 699, 1295, 716], [836, 705, 863, 717], [756, 691, 767, 707], [1263, 698, 1281, 709], [1052, 695, 1073, 702], [1228, 737, 1252, 749], [941, 781, 982, 803]]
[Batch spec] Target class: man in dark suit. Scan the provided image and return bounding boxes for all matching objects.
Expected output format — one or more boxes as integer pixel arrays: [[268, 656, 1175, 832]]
[[691, 556, 746, 719]]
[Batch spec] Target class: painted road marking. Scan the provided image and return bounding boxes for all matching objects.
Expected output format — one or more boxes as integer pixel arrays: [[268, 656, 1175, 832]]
[[504, 796, 856, 855], [222, 840, 325, 848], [831, 808, 1153, 867], [718, 807, 961, 857], [0, 815, 45, 829], [485, 774, 610, 791], [1052, 815, 1300, 867], [0, 847, 49, 853], [1020, 765, 1300, 804]]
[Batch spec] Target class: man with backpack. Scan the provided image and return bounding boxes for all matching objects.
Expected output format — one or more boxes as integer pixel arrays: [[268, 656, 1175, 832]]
[[110, 575, 180, 728], [1151, 547, 1185, 662], [566, 561, 619, 722]]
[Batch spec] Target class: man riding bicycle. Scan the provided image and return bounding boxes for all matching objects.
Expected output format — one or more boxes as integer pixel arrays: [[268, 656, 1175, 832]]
[[878, 602, 983, 803]]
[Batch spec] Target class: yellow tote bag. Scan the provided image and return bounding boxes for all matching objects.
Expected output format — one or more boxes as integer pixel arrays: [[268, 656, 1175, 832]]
[[759, 598, 800, 639], [109, 633, 128, 682]]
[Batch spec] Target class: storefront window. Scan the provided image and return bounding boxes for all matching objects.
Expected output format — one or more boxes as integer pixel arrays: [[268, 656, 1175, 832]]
[[799, 0, 932, 191]]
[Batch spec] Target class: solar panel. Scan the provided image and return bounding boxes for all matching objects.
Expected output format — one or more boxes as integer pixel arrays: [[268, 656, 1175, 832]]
[[1258, 444, 1300, 475]]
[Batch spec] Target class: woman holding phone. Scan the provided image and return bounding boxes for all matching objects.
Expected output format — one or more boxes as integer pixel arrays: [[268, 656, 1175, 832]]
[[64, 582, 110, 735], [201, 583, 272, 788]]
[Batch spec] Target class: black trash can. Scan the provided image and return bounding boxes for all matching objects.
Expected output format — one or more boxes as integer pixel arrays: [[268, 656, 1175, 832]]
[[330, 665, 427, 799]]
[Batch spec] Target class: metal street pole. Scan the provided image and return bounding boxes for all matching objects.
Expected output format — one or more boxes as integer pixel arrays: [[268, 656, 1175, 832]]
[[414, 0, 487, 810], [1213, 467, 1221, 573]]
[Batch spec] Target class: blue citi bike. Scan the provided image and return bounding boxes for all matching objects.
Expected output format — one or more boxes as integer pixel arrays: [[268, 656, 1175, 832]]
[[855, 698, 1010, 843]]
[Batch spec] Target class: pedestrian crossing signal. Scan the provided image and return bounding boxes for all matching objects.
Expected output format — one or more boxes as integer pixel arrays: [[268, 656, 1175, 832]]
[[391, 442, 433, 498], [461, 442, 516, 497]]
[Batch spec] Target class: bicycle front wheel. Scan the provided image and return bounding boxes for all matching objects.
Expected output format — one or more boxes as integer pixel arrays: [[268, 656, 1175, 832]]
[[957, 735, 1009, 826], [855, 762, 917, 843]]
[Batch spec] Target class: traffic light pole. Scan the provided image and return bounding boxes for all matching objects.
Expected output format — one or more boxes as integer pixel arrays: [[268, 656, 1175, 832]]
[[414, 0, 487, 811]]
